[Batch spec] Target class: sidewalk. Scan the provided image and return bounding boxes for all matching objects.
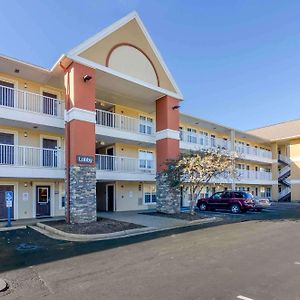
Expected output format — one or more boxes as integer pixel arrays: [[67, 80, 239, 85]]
[[98, 211, 190, 229]]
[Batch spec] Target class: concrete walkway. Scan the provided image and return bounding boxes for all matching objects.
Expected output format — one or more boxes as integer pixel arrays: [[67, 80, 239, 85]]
[[98, 211, 190, 228]]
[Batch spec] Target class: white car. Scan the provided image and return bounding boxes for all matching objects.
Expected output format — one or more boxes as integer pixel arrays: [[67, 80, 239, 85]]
[[253, 197, 271, 211]]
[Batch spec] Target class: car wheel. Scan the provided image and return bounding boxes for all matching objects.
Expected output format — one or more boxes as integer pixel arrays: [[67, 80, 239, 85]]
[[199, 203, 207, 211], [231, 204, 241, 214]]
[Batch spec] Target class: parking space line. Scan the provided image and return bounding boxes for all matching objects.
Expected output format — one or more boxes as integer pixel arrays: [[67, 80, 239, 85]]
[[237, 295, 254, 300], [294, 262, 300, 265]]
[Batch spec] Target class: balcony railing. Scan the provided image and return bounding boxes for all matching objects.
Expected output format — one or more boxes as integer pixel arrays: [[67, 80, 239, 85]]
[[235, 144, 272, 159], [237, 169, 272, 181], [180, 130, 230, 151], [96, 109, 155, 136], [0, 85, 65, 117], [96, 154, 155, 174], [0, 144, 65, 168]]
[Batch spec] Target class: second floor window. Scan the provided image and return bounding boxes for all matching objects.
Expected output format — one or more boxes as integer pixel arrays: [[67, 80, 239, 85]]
[[187, 128, 197, 143], [139, 116, 153, 135], [139, 150, 154, 170]]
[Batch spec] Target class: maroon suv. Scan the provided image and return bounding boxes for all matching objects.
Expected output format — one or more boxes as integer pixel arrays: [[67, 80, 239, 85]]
[[197, 191, 254, 214]]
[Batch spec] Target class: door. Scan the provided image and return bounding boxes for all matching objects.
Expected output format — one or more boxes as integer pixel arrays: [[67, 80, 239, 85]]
[[209, 192, 223, 208], [107, 185, 114, 212], [0, 132, 14, 165], [106, 147, 114, 170], [36, 186, 51, 217], [0, 80, 15, 107], [42, 138, 57, 167], [220, 191, 232, 209], [0, 185, 14, 220], [43, 92, 57, 116]]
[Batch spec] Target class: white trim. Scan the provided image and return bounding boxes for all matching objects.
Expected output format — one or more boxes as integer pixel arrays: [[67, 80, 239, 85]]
[[65, 107, 96, 123], [290, 180, 300, 184], [156, 129, 180, 141], [67, 11, 183, 99], [105, 184, 115, 212], [0, 182, 18, 220]]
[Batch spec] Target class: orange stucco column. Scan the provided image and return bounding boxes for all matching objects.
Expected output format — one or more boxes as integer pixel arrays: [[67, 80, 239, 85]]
[[156, 95, 180, 171], [64, 62, 97, 224]]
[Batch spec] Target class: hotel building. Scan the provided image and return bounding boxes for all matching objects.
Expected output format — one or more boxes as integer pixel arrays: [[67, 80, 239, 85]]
[[0, 12, 298, 221]]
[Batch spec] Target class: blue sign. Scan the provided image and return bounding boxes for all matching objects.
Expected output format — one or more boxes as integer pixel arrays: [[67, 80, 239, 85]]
[[5, 191, 13, 227]]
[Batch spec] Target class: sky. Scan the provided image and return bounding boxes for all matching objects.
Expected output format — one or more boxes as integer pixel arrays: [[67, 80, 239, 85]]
[[1, 0, 300, 130]]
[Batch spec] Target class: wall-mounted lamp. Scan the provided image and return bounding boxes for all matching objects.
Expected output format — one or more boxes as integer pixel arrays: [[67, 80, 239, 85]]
[[83, 74, 92, 82], [24, 131, 28, 138], [24, 183, 28, 187], [172, 105, 180, 110], [24, 83, 27, 89]]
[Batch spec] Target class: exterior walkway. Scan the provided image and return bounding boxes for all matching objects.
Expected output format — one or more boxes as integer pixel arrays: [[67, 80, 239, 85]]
[[98, 211, 190, 229]]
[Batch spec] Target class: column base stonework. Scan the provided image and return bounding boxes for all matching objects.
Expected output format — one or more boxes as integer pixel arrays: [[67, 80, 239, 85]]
[[69, 165, 97, 224], [156, 173, 181, 214]]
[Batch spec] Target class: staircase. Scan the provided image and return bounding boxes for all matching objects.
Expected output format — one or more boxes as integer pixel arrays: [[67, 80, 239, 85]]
[[278, 155, 291, 202]]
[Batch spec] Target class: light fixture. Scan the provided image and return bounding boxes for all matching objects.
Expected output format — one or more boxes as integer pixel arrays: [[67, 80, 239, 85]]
[[100, 141, 105, 145], [24, 83, 27, 89], [172, 105, 180, 110], [33, 126, 38, 129], [83, 74, 92, 82], [24, 131, 28, 137], [24, 183, 28, 187], [14, 68, 20, 73]]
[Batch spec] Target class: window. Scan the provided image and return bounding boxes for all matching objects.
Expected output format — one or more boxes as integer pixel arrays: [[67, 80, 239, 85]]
[[211, 135, 216, 147], [266, 188, 271, 198], [139, 150, 154, 170], [144, 185, 156, 204], [199, 131, 209, 146], [0, 80, 15, 107], [139, 116, 153, 135], [61, 196, 65, 208], [211, 192, 223, 200], [187, 128, 197, 143], [260, 187, 266, 197], [233, 192, 243, 198]]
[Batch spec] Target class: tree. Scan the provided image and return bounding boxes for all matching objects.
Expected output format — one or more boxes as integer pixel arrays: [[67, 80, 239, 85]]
[[163, 149, 239, 214]]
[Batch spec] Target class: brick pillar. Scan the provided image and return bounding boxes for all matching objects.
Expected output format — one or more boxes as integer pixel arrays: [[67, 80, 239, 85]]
[[155, 95, 181, 214], [64, 62, 97, 224]]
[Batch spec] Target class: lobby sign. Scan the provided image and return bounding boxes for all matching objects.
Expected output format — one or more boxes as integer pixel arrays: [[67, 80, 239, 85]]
[[76, 155, 94, 165]]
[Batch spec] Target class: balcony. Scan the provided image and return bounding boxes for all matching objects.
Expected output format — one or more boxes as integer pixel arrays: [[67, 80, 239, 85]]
[[235, 144, 272, 164], [96, 154, 155, 181], [95, 109, 155, 144], [180, 130, 230, 152], [236, 169, 273, 184], [0, 85, 65, 130], [0, 144, 65, 178]]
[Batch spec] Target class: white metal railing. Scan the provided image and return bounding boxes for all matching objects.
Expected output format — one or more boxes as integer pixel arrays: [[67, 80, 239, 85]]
[[235, 143, 272, 159], [95, 154, 155, 174], [180, 130, 230, 151], [0, 85, 64, 117], [96, 109, 155, 136], [237, 169, 272, 181], [278, 154, 291, 165], [279, 187, 291, 199], [0, 144, 65, 168]]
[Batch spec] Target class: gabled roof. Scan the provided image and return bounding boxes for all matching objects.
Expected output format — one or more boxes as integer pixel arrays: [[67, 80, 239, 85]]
[[66, 11, 183, 99]]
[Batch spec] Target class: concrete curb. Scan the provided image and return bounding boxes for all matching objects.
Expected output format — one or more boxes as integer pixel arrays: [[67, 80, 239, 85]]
[[0, 225, 26, 232], [31, 217, 219, 242]]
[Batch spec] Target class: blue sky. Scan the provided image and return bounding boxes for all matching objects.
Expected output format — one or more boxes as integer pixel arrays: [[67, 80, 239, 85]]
[[1, 0, 300, 130]]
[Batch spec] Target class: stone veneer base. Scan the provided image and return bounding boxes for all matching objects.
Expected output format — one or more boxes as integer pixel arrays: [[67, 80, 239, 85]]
[[68, 165, 97, 224], [156, 172, 181, 214]]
